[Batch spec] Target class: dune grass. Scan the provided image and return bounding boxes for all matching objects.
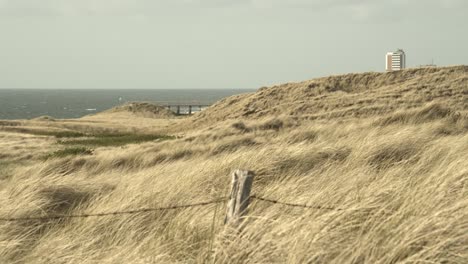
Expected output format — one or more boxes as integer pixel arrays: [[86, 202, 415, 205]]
[[0, 161, 13, 181], [0, 125, 175, 146], [0, 103, 466, 263], [41, 131, 87, 138], [0, 66, 467, 263], [43, 147, 94, 160], [58, 134, 175, 147], [0, 127, 87, 138], [0, 126, 175, 147]]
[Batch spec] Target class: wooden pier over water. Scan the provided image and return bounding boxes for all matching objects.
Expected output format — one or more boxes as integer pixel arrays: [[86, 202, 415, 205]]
[[162, 103, 212, 115]]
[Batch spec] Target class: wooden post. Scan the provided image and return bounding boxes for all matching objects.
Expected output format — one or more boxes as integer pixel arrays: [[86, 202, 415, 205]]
[[189, 105, 192, 115], [224, 170, 255, 227], [177, 105, 180, 115]]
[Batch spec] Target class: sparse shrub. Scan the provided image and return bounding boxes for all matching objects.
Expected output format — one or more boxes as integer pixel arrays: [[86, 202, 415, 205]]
[[148, 153, 169, 166], [44, 147, 93, 159], [368, 142, 421, 170], [211, 137, 257, 155], [39, 186, 91, 214], [258, 119, 284, 131], [0, 161, 13, 181], [231, 121, 251, 132], [184, 136, 196, 142], [287, 130, 319, 143], [169, 149, 194, 161], [110, 157, 136, 170]]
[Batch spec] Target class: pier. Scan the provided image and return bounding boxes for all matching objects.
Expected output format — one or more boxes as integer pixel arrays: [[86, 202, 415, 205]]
[[163, 104, 211, 115]]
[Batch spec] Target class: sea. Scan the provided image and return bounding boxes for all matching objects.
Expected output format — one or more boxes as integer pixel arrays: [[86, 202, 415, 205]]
[[0, 89, 256, 120]]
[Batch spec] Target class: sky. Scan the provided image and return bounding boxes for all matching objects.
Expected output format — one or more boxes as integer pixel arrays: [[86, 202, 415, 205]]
[[0, 0, 466, 89]]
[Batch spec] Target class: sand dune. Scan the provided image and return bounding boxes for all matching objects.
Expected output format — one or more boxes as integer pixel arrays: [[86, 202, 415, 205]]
[[189, 66, 467, 127], [0, 66, 467, 263]]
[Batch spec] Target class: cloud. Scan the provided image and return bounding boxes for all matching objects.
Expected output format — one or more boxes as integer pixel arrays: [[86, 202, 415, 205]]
[[0, 0, 466, 17], [250, 0, 370, 8]]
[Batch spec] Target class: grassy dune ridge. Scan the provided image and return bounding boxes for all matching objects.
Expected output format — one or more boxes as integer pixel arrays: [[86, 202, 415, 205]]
[[0, 66, 467, 263], [188, 66, 467, 127]]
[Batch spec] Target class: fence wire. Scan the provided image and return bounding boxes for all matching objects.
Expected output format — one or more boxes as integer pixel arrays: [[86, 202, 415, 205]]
[[251, 195, 459, 219], [0, 198, 227, 222], [1, 194, 457, 223], [250, 195, 343, 211]]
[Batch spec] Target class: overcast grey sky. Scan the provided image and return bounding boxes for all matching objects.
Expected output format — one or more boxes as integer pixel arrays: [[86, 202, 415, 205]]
[[0, 0, 466, 89]]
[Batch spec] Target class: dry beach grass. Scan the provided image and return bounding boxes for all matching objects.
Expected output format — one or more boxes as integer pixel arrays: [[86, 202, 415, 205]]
[[0, 66, 467, 263]]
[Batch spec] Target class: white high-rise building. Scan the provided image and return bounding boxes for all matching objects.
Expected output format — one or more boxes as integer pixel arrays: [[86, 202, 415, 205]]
[[386, 49, 406, 72]]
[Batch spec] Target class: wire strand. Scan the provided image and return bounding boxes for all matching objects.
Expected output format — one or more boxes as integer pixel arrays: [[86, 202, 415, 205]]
[[0, 198, 227, 222], [251, 195, 343, 211]]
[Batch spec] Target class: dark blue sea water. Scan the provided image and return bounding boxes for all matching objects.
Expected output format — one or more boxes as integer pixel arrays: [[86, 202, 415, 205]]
[[0, 89, 256, 120]]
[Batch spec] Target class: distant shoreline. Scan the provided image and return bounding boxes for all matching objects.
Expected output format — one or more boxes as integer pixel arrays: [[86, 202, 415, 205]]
[[0, 89, 256, 120]]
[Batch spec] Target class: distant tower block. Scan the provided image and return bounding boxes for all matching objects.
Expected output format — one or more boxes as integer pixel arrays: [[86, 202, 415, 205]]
[[386, 49, 406, 72]]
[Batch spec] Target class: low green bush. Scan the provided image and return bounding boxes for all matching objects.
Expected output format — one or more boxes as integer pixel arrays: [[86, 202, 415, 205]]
[[0, 127, 86, 138], [44, 147, 93, 159], [59, 134, 175, 147]]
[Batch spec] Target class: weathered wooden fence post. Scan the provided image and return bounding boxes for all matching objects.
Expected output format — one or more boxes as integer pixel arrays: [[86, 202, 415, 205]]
[[224, 170, 255, 227]]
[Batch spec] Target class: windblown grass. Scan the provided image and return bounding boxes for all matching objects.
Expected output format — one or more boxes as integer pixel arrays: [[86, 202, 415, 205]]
[[0, 66, 467, 263], [0, 161, 13, 181], [0, 127, 174, 146], [59, 134, 175, 147], [0, 127, 86, 138], [43, 147, 94, 160], [1, 104, 466, 263]]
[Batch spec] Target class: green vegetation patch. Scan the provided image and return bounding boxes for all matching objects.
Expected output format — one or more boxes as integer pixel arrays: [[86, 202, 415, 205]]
[[0, 127, 86, 138], [1, 125, 175, 147], [59, 134, 175, 147], [0, 161, 14, 181], [41, 131, 87, 138], [44, 147, 94, 159]]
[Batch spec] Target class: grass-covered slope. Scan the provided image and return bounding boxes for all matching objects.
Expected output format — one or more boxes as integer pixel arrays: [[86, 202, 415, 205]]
[[189, 66, 467, 126], [0, 67, 467, 263], [92, 102, 176, 119]]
